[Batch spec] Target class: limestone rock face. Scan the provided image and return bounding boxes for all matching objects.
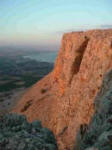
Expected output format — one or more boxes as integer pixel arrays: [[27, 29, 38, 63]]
[[79, 70, 112, 150], [13, 29, 112, 150]]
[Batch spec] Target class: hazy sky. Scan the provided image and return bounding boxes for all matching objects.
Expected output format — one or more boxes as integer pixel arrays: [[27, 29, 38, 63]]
[[0, 0, 112, 50]]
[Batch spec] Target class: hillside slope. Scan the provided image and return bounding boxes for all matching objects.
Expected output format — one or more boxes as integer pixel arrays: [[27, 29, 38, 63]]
[[13, 29, 112, 150]]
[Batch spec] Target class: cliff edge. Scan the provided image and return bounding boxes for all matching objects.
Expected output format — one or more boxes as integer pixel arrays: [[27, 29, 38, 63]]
[[13, 29, 112, 150]]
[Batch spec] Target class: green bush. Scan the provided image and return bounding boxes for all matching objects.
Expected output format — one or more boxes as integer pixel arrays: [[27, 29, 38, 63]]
[[0, 113, 57, 150]]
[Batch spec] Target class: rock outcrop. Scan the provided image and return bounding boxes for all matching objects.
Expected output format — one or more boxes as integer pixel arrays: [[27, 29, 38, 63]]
[[78, 70, 112, 150], [13, 29, 112, 150]]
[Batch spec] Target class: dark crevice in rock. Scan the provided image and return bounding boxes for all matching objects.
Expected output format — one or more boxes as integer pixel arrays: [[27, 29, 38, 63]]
[[21, 100, 33, 112], [69, 37, 89, 84], [58, 126, 68, 136]]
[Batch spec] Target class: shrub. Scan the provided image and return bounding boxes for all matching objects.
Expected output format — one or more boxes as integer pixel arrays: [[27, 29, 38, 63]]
[[0, 113, 57, 150]]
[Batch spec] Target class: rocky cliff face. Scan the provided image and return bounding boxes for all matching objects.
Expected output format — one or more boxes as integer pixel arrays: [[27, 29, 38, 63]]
[[13, 29, 112, 150], [78, 70, 112, 150]]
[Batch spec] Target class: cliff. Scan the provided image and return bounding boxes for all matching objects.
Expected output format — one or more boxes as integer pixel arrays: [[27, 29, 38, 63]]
[[78, 70, 112, 150], [13, 29, 112, 150]]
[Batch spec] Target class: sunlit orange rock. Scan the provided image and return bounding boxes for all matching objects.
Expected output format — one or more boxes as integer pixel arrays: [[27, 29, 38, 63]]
[[13, 29, 112, 150]]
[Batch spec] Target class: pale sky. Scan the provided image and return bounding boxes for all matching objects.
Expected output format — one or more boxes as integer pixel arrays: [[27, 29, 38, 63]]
[[0, 0, 112, 50]]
